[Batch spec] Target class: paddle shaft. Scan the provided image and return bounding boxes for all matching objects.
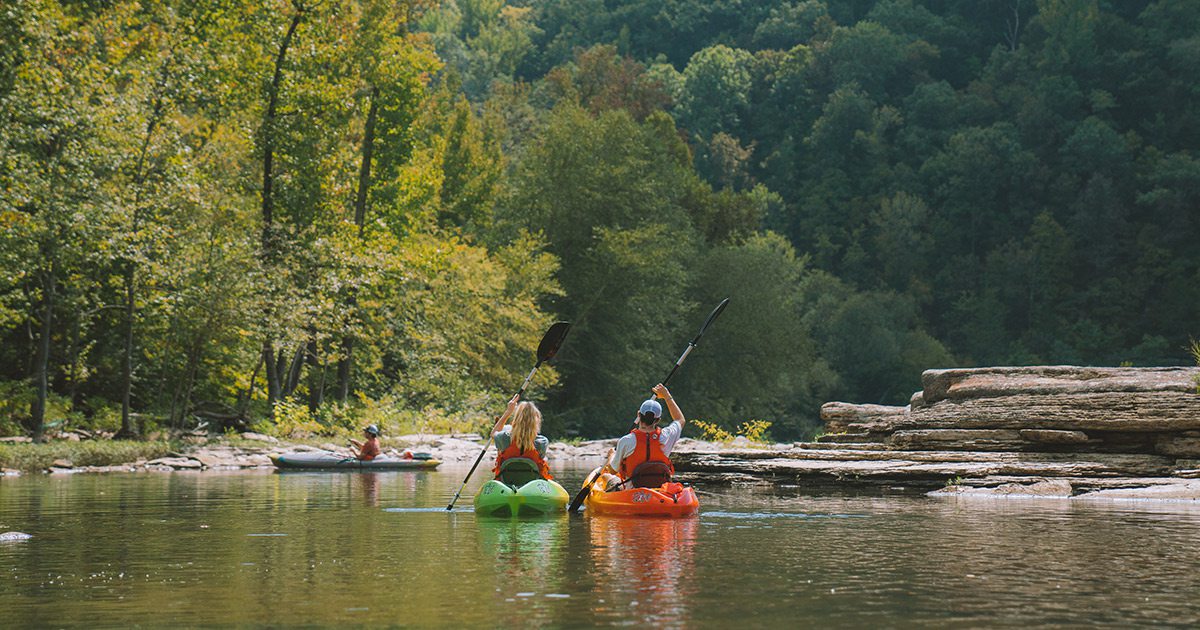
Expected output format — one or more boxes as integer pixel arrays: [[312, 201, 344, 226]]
[[660, 297, 728, 389], [445, 362, 541, 511]]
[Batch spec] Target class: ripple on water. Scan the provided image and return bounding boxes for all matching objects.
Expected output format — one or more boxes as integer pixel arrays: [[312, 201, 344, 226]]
[[382, 507, 463, 513], [701, 511, 867, 520]]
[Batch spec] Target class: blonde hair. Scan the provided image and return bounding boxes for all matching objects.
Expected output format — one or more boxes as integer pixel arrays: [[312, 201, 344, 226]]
[[510, 401, 543, 452]]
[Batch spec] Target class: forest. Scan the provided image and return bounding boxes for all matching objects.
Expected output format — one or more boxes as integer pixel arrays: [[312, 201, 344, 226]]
[[1, 0, 1197, 442]]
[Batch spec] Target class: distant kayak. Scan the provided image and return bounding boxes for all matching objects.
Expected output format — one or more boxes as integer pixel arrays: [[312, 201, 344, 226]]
[[474, 478, 569, 517], [270, 452, 440, 470], [583, 474, 699, 518]]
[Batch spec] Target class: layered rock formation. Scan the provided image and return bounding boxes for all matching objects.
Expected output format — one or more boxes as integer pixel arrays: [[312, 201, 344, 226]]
[[673, 366, 1200, 500]]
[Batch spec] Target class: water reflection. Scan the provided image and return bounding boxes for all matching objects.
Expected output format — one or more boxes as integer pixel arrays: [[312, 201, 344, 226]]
[[4, 470, 1200, 627], [357, 473, 380, 507], [587, 516, 699, 627], [475, 517, 573, 625], [477, 517, 568, 578]]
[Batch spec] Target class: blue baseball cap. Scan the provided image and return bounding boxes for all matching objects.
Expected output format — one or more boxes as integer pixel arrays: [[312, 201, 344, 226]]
[[638, 399, 662, 420]]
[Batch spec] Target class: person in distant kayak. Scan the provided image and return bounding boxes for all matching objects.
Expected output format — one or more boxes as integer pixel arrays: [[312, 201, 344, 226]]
[[490, 394, 553, 481], [605, 383, 685, 488], [349, 424, 382, 461]]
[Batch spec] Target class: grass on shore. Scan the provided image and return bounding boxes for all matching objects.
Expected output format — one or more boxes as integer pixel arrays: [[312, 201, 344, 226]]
[[0, 440, 174, 473]]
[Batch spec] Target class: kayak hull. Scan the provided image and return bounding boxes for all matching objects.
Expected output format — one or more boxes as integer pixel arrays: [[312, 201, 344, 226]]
[[270, 452, 441, 470], [474, 479, 569, 517], [583, 474, 699, 518]]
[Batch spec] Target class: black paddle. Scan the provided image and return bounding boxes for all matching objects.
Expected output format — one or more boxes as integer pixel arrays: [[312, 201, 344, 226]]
[[568, 297, 730, 513], [445, 321, 571, 511]]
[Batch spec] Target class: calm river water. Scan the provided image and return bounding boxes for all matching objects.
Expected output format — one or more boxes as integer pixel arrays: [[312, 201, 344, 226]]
[[2, 465, 1200, 627]]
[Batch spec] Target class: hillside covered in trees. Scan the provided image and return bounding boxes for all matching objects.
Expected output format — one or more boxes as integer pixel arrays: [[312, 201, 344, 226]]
[[1, 0, 1197, 441]]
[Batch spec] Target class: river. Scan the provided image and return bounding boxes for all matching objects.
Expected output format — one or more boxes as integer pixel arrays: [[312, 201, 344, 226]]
[[2, 465, 1199, 627]]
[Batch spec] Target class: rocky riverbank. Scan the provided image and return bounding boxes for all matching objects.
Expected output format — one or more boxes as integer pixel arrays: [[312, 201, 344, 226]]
[[674, 366, 1200, 502], [0, 431, 729, 475]]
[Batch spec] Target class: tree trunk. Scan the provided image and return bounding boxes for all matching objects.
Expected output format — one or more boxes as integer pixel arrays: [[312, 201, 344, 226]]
[[263, 341, 282, 407], [115, 264, 138, 439], [65, 310, 84, 410], [237, 353, 265, 419], [336, 88, 379, 402], [306, 339, 322, 412], [336, 335, 353, 402], [259, 5, 306, 420], [117, 89, 167, 440], [31, 265, 56, 443], [283, 343, 304, 398]]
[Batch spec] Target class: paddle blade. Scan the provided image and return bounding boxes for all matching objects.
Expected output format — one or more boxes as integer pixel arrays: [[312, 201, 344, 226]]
[[697, 297, 730, 339], [567, 486, 589, 513], [568, 466, 602, 513], [536, 321, 571, 363]]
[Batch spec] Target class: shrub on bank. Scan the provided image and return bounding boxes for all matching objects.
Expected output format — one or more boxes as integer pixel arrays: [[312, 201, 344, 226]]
[[259, 397, 485, 441], [0, 441, 173, 472]]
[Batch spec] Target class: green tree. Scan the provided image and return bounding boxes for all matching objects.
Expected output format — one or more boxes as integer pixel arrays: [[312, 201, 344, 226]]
[[678, 45, 755, 140], [507, 105, 700, 435], [682, 232, 830, 440]]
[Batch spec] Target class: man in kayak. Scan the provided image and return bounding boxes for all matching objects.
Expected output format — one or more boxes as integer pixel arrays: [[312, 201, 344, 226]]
[[605, 383, 685, 488], [490, 394, 553, 482], [349, 424, 382, 461]]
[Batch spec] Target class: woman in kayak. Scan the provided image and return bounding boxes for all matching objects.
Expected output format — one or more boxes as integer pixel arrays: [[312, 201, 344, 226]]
[[604, 383, 685, 488], [349, 424, 382, 461], [490, 394, 553, 480]]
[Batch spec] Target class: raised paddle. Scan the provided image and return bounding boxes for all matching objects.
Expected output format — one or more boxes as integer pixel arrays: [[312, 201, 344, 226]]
[[568, 297, 730, 513], [445, 321, 571, 511]]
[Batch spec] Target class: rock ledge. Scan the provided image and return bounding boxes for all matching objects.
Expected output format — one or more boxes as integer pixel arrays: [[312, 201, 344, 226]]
[[673, 366, 1200, 502]]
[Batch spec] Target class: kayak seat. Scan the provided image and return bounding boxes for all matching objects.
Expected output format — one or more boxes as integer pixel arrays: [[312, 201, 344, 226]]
[[497, 457, 545, 487], [628, 461, 672, 489]]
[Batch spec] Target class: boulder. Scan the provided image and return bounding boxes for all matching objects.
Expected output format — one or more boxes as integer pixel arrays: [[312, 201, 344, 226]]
[[907, 391, 1200, 433], [820, 402, 910, 434], [921, 366, 1200, 404], [240, 432, 279, 444], [145, 457, 203, 470], [192, 453, 225, 469], [1075, 481, 1200, 501], [931, 478, 1074, 498]]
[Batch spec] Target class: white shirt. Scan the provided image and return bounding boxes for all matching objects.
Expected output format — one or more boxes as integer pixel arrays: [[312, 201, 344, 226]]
[[607, 421, 682, 471]]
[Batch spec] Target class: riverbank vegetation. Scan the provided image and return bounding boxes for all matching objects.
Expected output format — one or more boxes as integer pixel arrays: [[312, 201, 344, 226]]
[[0, 440, 174, 472], [1, 0, 1197, 443]]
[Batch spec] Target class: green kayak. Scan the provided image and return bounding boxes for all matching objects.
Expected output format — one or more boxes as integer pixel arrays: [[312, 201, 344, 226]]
[[474, 478, 569, 517]]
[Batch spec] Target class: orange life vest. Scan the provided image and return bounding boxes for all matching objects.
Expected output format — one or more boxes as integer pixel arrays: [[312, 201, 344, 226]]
[[618, 427, 675, 481], [493, 442, 552, 480]]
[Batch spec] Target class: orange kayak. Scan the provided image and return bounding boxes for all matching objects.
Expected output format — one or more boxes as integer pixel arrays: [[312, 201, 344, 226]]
[[583, 473, 699, 518]]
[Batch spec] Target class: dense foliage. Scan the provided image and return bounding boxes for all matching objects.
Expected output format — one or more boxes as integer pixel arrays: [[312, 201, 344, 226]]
[[2, 0, 1196, 441]]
